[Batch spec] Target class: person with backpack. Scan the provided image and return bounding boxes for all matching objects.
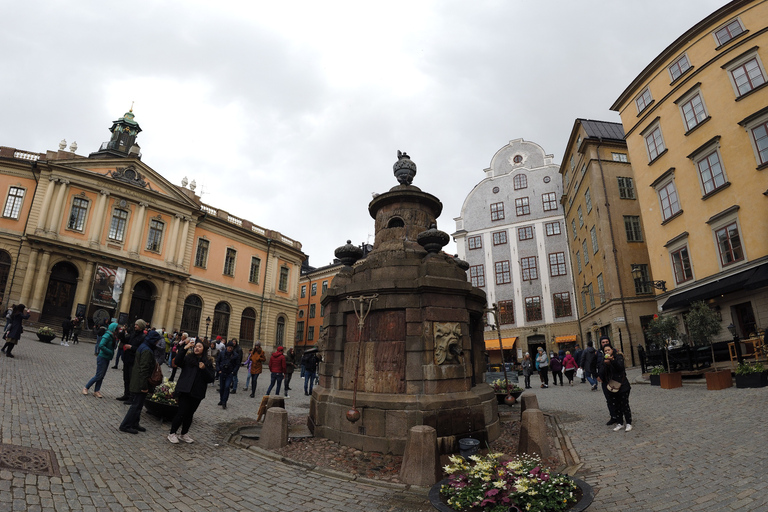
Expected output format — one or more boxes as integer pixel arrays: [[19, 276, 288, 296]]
[[82, 322, 118, 398], [301, 347, 322, 396], [119, 330, 160, 434], [216, 341, 239, 409], [549, 351, 564, 386]]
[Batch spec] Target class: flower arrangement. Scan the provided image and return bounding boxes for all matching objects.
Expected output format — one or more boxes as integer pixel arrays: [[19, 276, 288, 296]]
[[648, 365, 666, 376], [148, 379, 177, 405], [735, 361, 765, 375], [441, 453, 578, 512], [491, 378, 523, 394], [37, 326, 55, 336]]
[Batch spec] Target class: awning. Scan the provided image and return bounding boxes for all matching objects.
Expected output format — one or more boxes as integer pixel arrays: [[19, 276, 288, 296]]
[[555, 335, 577, 344], [485, 337, 517, 350], [662, 262, 768, 310]]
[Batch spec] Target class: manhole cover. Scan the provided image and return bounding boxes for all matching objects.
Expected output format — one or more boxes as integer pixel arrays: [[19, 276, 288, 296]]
[[0, 444, 60, 477]]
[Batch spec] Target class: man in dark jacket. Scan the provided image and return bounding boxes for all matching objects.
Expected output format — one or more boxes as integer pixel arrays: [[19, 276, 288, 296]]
[[301, 348, 321, 396], [116, 320, 145, 402], [119, 330, 160, 434], [229, 339, 243, 394], [216, 342, 239, 409], [581, 340, 598, 391], [265, 346, 287, 397]]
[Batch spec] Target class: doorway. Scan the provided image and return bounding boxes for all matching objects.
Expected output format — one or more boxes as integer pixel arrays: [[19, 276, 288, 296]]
[[128, 280, 156, 326], [41, 262, 78, 321], [732, 302, 757, 338]]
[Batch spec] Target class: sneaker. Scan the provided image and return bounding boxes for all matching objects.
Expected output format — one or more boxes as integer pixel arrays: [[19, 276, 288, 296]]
[[543, 385, 548, 388], [613, 424, 624, 432], [167, 433, 180, 444], [64, 343, 69, 347], [93, 392, 103, 398], [606, 419, 618, 426], [591, 384, 598, 391], [625, 424, 633, 432], [179, 434, 194, 444], [82, 388, 88, 395], [284, 395, 290, 399]]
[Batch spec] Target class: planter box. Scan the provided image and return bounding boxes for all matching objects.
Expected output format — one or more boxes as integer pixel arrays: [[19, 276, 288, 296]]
[[144, 399, 179, 421], [735, 371, 768, 389], [36, 333, 56, 343], [659, 372, 682, 389], [649, 374, 660, 386], [705, 369, 732, 390]]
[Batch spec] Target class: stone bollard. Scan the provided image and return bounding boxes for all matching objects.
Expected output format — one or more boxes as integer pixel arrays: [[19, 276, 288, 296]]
[[399, 425, 441, 486], [520, 394, 539, 420], [259, 407, 288, 449], [517, 408, 550, 458]]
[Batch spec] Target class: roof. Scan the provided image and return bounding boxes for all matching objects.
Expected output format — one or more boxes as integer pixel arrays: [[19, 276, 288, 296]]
[[580, 119, 625, 141]]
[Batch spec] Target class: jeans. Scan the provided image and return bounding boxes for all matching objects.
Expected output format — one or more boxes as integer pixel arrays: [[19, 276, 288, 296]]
[[245, 373, 252, 390], [284, 373, 293, 394], [586, 373, 597, 387], [120, 392, 146, 430], [85, 356, 111, 392], [304, 371, 316, 395], [232, 371, 239, 390], [219, 374, 234, 404], [265, 372, 284, 395]]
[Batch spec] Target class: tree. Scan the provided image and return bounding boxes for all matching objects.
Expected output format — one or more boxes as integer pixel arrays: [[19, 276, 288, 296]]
[[644, 314, 679, 372], [684, 301, 722, 368]]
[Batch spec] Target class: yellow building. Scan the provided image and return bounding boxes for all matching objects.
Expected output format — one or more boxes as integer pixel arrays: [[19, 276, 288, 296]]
[[560, 119, 659, 364], [610, 0, 768, 338], [0, 110, 305, 350], [296, 260, 343, 352]]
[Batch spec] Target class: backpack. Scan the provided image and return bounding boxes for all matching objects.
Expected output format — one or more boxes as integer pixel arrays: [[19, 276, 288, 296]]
[[550, 356, 563, 372], [148, 362, 163, 387]]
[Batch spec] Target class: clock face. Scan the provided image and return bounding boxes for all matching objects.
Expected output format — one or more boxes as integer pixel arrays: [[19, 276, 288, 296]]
[[544, 176, 551, 183], [513, 155, 523, 163], [492, 186, 500, 194]]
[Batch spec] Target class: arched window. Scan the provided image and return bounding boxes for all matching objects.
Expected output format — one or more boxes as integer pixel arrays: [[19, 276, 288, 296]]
[[239, 307, 256, 344], [275, 316, 286, 346], [212, 302, 230, 339], [387, 217, 405, 228], [513, 174, 528, 190], [180, 295, 203, 337]]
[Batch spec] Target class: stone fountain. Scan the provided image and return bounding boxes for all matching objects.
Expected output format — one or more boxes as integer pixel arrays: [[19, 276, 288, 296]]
[[309, 151, 499, 455]]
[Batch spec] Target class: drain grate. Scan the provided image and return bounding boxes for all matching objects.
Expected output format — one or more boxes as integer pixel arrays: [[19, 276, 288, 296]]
[[0, 444, 60, 477]]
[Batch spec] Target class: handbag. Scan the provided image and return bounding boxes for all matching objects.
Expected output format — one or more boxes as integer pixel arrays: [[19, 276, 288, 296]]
[[576, 368, 584, 379], [606, 379, 622, 393]]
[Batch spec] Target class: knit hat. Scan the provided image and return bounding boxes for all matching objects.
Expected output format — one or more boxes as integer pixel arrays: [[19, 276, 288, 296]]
[[226, 341, 234, 348], [276, 346, 284, 352], [135, 319, 147, 331]]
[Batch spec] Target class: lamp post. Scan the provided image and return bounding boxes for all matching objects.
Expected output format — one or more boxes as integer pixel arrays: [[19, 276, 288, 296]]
[[727, 322, 743, 365], [205, 316, 211, 339], [630, 264, 667, 292]]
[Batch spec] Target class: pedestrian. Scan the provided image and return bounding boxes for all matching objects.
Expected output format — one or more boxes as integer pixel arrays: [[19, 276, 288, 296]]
[[167, 338, 216, 444], [248, 341, 266, 397], [265, 346, 287, 397], [3, 304, 14, 335], [284, 347, 296, 395], [83, 322, 118, 398], [599, 343, 633, 432], [574, 345, 585, 383], [597, 335, 620, 426], [112, 324, 126, 369], [61, 317, 72, 343], [118, 330, 159, 434], [535, 347, 549, 388], [72, 316, 82, 344], [216, 341, 238, 409], [301, 347, 321, 396], [169, 333, 188, 382], [582, 340, 599, 390], [563, 350, 578, 386], [1, 304, 30, 358], [215, 336, 225, 352], [521, 352, 533, 389], [229, 338, 243, 394], [116, 320, 145, 402], [550, 351, 564, 386], [243, 348, 253, 391]]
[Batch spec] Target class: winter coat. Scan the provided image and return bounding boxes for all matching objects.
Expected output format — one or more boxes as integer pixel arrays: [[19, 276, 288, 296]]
[[216, 349, 239, 376], [563, 353, 578, 370], [268, 349, 287, 374], [96, 323, 119, 360], [121, 329, 143, 366], [249, 347, 266, 375], [598, 352, 631, 393], [521, 358, 533, 377], [174, 348, 216, 399], [581, 346, 598, 375], [535, 351, 549, 370], [550, 355, 562, 372], [301, 351, 321, 373], [285, 350, 296, 374], [6, 311, 30, 341], [130, 333, 159, 393]]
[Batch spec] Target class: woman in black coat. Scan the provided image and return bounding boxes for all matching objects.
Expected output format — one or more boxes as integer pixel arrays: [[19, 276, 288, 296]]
[[2, 304, 30, 358], [599, 343, 633, 432], [167, 339, 216, 444]]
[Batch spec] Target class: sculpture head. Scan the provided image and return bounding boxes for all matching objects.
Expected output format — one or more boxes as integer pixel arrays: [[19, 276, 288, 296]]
[[434, 322, 462, 365]]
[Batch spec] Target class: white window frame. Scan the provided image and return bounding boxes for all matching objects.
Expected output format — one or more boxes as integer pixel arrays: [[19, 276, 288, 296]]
[[67, 196, 90, 232], [708, 209, 746, 270], [676, 86, 708, 133], [590, 226, 598, 254], [724, 50, 766, 98], [688, 139, 728, 197], [740, 108, 768, 167], [713, 18, 745, 47], [108, 208, 129, 242], [612, 153, 628, 163], [2, 186, 25, 220], [642, 120, 666, 163], [146, 219, 164, 252], [669, 243, 694, 285], [652, 172, 682, 222], [617, 177, 635, 199]]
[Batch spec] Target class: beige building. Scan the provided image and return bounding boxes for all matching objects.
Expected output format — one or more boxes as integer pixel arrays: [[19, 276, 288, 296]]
[[610, 0, 768, 340], [0, 110, 304, 350], [560, 119, 659, 365]]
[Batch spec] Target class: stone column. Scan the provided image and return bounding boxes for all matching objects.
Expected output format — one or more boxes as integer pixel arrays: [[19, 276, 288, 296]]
[[72, 261, 95, 317], [18, 249, 39, 306], [30, 251, 52, 312], [46, 179, 69, 232], [118, 270, 134, 315], [89, 190, 110, 246], [166, 214, 182, 264], [166, 282, 180, 331], [128, 202, 148, 255], [35, 178, 58, 232], [155, 279, 170, 329]]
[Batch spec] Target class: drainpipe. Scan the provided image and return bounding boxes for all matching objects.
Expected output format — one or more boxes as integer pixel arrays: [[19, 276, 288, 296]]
[[596, 139, 635, 366], [257, 238, 272, 342], [5, 160, 40, 310], [562, 181, 583, 350]]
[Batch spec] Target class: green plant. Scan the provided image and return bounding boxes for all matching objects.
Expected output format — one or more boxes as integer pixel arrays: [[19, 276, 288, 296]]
[[644, 314, 680, 372], [441, 453, 578, 512], [684, 301, 722, 367], [649, 365, 665, 376], [37, 326, 55, 336], [148, 379, 177, 405], [491, 378, 523, 394], [735, 362, 765, 376]]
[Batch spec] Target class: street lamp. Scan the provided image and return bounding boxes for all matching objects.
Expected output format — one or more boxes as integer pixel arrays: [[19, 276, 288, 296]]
[[205, 316, 211, 339], [631, 264, 667, 292], [727, 322, 743, 364]]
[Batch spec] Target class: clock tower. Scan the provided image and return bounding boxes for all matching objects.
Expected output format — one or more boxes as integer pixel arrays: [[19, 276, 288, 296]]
[[89, 108, 143, 159]]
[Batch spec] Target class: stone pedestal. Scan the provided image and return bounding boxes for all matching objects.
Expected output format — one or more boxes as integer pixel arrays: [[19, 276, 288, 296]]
[[259, 407, 288, 449], [400, 425, 441, 486], [517, 408, 550, 458]]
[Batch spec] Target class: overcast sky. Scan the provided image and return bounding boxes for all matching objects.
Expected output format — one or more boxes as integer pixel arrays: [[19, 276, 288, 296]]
[[1, 1, 727, 267]]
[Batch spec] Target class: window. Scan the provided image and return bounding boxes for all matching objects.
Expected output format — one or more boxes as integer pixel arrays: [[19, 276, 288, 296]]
[[635, 88, 652, 113], [515, 197, 530, 216], [490, 202, 505, 221], [671, 246, 693, 284], [751, 121, 768, 165], [624, 215, 643, 242], [300, 285, 306, 298], [307, 326, 315, 341], [697, 150, 727, 195], [581, 292, 588, 314], [525, 296, 542, 322], [577, 206, 584, 228], [680, 93, 707, 131], [299, 310, 304, 318], [492, 231, 507, 245], [194, 239, 209, 268], [311, 283, 317, 296], [542, 192, 558, 212], [275, 317, 285, 345], [108, 209, 128, 242], [548, 252, 567, 277], [645, 125, 666, 162], [2, 187, 25, 219], [146, 219, 164, 252], [513, 174, 528, 190], [669, 54, 691, 81], [495, 261, 511, 285], [576, 251, 582, 274], [67, 197, 88, 231], [571, 219, 577, 240], [633, 264, 653, 295], [322, 280, 328, 294], [553, 292, 572, 318], [468, 235, 482, 250], [715, 19, 744, 46], [584, 188, 592, 213], [730, 57, 766, 97], [588, 284, 596, 309], [498, 300, 514, 325], [518, 226, 533, 241], [597, 274, 606, 304], [469, 265, 485, 287], [580, 164, 587, 178], [224, 248, 237, 276], [617, 177, 635, 199], [590, 226, 599, 254], [658, 181, 681, 221], [521, 256, 538, 281], [612, 153, 628, 163], [309, 304, 316, 318], [249, 257, 261, 283], [296, 321, 304, 341], [716, 222, 744, 266], [279, 267, 289, 292], [545, 221, 561, 236], [582, 240, 589, 264]]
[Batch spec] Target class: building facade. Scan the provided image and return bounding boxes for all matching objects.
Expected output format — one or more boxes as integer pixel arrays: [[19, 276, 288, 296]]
[[560, 119, 659, 365], [454, 139, 579, 361], [0, 110, 305, 350], [610, 0, 768, 341], [296, 260, 343, 352]]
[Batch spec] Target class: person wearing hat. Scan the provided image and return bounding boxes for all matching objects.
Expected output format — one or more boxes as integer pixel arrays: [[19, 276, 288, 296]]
[[535, 347, 549, 388], [265, 346, 287, 397], [248, 341, 266, 397], [115, 319, 146, 402], [521, 352, 533, 389], [216, 341, 239, 409], [83, 322, 118, 398], [119, 330, 161, 434], [300, 347, 322, 396]]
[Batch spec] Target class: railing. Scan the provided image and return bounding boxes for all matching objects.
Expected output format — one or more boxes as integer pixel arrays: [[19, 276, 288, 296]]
[[251, 225, 265, 235], [198, 203, 301, 249], [14, 151, 40, 161], [200, 204, 217, 215], [227, 215, 242, 227]]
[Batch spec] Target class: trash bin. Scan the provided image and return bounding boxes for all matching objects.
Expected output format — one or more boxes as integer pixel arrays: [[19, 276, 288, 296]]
[[458, 438, 480, 459]]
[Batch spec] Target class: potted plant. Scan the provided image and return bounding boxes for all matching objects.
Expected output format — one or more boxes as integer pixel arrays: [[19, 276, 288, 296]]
[[648, 366, 664, 386], [734, 362, 768, 389], [144, 379, 179, 420], [430, 452, 593, 512], [36, 326, 56, 343], [491, 378, 524, 405], [684, 301, 730, 390], [644, 314, 683, 389]]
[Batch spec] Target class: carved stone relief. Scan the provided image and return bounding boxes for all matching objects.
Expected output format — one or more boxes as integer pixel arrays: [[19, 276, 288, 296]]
[[434, 321, 462, 365]]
